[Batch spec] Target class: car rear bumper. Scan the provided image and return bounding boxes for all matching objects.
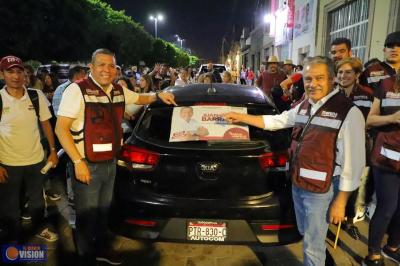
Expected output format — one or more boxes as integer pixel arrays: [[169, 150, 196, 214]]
[[111, 216, 301, 245], [112, 182, 301, 245]]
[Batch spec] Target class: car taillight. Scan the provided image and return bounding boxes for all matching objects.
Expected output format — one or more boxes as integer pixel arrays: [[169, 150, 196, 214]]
[[260, 224, 295, 231], [120, 145, 159, 169], [259, 152, 287, 170], [124, 218, 157, 227]]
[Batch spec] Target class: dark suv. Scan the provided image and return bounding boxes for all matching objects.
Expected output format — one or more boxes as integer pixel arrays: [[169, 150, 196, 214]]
[[112, 83, 300, 245]]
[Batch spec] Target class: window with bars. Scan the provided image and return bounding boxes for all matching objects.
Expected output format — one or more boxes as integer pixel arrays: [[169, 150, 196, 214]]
[[328, 0, 369, 62]]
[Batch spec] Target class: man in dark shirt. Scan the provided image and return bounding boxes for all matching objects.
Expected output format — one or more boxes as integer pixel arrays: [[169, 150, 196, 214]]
[[256, 56, 286, 96], [206, 62, 222, 83], [330, 37, 352, 63]]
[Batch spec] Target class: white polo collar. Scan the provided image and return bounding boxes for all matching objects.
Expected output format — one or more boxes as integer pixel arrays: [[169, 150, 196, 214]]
[[89, 74, 113, 94], [308, 88, 340, 107], [1, 86, 29, 102]]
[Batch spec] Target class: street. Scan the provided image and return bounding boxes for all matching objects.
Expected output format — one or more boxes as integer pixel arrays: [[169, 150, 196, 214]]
[[21, 177, 395, 266]]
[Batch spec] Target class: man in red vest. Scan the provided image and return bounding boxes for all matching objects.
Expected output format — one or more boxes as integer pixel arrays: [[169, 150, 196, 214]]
[[55, 48, 176, 266], [224, 56, 365, 266], [363, 31, 400, 266]]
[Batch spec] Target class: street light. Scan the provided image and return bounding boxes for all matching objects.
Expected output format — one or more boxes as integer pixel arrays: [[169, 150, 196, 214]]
[[263, 14, 273, 24], [149, 14, 163, 38], [174, 34, 185, 49]]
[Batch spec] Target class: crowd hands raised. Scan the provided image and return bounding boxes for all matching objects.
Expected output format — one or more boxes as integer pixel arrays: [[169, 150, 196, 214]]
[[1, 30, 400, 266]]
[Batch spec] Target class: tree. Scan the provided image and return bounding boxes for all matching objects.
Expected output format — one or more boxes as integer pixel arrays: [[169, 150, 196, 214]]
[[0, 0, 197, 67]]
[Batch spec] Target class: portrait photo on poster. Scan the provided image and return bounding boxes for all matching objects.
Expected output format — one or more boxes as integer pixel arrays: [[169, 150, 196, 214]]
[[169, 106, 250, 142]]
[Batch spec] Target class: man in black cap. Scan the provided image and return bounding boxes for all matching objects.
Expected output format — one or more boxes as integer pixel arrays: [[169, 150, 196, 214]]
[[360, 31, 400, 90], [362, 31, 400, 266]]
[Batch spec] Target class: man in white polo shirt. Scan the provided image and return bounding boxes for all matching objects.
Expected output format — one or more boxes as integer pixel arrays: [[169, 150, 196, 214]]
[[55, 48, 176, 266], [0, 55, 59, 243]]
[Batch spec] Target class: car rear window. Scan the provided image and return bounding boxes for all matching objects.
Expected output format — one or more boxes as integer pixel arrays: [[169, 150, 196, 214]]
[[134, 105, 289, 150], [213, 65, 226, 73], [198, 65, 226, 74]]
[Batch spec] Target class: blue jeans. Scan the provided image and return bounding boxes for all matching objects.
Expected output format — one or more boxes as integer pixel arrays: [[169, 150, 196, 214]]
[[72, 160, 116, 264], [292, 177, 339, 266]]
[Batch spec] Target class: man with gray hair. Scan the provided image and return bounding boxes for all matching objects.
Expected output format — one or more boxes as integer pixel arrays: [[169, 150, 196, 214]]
[[224, 56, 365, 266]]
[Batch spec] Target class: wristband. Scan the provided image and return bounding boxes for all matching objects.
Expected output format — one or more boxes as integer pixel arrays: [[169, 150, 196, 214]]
[[50, 147, 56, 152], [155, 92, 161, 100]]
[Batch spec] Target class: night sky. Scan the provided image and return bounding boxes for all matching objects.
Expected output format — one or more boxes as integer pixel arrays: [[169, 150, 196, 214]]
[[104, 0, 257, 62]]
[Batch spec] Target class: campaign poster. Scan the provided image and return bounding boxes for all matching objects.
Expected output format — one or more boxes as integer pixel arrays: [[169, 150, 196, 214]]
[[169, 106, 250, 142], [294, 0, 314, 37]]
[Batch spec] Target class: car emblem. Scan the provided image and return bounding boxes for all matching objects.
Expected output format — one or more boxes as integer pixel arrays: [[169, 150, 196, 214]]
[[198, 162, 220, 173], [207, 87, 217, 94]]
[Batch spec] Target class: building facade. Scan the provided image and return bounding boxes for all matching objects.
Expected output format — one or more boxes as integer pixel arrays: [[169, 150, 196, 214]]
[[238, 0, 400, 68], [316, 0, 400, 63]]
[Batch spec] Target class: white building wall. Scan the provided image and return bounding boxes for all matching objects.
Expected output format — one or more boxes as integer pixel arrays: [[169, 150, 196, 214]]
[[368, 0, 391, 60], [242, 0, 399, 69], [314, 0, 393, 63], [292, 0, 318, 64]]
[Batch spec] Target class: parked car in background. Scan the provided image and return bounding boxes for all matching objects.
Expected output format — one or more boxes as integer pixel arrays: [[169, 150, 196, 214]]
[[112, 83, 300, 246]]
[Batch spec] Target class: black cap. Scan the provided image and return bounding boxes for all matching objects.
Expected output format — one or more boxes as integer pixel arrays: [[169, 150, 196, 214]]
[[385, 31, 400, 46]]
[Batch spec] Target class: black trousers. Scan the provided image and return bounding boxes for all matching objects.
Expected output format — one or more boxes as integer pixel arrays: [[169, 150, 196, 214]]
[[0, 161, 46, 243], [368, 167, 400, 254]]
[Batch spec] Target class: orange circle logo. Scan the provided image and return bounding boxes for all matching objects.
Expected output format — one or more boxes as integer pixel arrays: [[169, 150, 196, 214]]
[[5, 246, 19, 261], [223, 127, 249, 140]]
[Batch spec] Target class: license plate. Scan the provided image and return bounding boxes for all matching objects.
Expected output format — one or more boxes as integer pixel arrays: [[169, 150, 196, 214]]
[[187, 220, 227, 242]]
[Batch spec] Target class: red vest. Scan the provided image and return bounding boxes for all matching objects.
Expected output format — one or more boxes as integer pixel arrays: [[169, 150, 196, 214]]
[[360, 61, 396, 92], [72, 78, 125, 162], [371, 85, 400, 172], [289, 92, 353, 193], [345, 84, 373, 120]]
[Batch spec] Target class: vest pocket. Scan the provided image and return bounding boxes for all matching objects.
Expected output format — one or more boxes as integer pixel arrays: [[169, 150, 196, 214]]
[[373, 133, 400, 172]]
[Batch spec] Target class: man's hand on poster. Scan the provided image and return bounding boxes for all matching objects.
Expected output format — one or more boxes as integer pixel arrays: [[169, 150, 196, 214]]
[[158, 92, 178, 106], [174, 131, 198, 141], [223, 112, 242, 124], [196, 126, 209, 136]]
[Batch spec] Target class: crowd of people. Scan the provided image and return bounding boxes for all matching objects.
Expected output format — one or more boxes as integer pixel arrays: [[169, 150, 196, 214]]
[[0, 30, 399, 266]]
